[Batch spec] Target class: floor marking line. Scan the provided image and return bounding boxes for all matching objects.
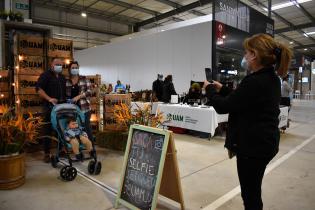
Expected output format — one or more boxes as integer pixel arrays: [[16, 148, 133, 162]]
[[202, 134, 315, 210]]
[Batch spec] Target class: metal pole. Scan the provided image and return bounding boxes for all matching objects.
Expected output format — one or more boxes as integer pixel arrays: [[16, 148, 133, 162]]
[[268, 0, 272, 18]]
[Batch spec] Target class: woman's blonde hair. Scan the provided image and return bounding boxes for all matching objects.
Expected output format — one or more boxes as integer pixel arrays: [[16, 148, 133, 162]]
[[243, 33, 292, 77]]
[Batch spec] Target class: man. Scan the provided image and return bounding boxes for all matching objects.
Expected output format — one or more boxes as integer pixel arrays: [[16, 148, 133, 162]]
[[152, 74, 164, 101], [162, 75, 177, 103], [36, 58, 66, 163], [114, 80, 126, 93]]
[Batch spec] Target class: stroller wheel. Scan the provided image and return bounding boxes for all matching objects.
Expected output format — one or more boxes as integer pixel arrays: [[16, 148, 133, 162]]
[[51, 155, 58, 168], [94, 161, 102, 175], [66, 166, 77, 181], [60, 166, 70, 180], [88, 160, 96, 174]]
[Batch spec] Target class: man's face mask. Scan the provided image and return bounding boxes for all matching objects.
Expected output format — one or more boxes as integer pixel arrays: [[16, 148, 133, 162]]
[[53, 64, 63, 73]]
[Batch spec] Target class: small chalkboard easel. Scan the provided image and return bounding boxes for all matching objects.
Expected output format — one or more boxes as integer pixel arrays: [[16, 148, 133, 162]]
[[115, 124, 185, 210]]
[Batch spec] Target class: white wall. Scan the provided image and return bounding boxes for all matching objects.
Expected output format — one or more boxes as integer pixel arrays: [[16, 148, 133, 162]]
[[75, 19, 213, 93]]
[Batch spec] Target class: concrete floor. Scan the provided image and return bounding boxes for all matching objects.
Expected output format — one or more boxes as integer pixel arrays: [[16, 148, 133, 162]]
[[1, 100, 315, 210]]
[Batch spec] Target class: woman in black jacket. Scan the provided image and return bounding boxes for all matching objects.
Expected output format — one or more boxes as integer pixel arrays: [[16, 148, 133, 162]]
[[204, 34, 292, 210]]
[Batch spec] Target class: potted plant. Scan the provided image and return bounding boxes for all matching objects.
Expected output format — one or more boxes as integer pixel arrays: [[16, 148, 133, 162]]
[[0, 11, 8, 20], [96, 103, 165, 151], [0, 106, 43, 189], [15, 12, 23, 22], [8, 11, 15, 21]]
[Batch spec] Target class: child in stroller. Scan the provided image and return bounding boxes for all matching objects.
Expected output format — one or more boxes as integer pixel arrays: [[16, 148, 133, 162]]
[[50, 103, 102, 181], [64, 117, 93, 161]]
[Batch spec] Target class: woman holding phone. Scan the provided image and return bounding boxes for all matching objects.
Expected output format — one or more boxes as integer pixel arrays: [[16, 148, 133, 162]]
[[204, 33, 292, 210]]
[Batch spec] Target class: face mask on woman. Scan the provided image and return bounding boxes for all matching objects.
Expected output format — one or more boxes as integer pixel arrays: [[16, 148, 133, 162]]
[[241, 57, 249, 70], [71, 68, 79, 75], [53, 65, 62, 73]]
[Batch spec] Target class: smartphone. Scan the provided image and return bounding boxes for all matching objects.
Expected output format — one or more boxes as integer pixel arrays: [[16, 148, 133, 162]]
[[205, 68, 213, 83]]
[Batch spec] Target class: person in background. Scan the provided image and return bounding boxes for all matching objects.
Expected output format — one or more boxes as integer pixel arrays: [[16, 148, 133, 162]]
[[183, 82, 202, 105], [204, 33, 292, 210], [114, 80, 126, 93], [36, 58, 66, 163], [107, 84, 113, 94], [162, 75, 177, 103], [152, 74, 164, 101], [280, 75, 293, 109], [66, 61, 94, 142]]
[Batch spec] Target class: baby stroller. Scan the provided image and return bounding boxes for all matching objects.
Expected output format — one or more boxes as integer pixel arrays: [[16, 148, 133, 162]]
[[50, 103, 102, 181]]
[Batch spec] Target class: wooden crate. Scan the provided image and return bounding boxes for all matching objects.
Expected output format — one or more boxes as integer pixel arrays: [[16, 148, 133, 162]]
[[14, 75, 39, 95], [14, 34, 44, 56], [15, 94, 45, 114], [14, 55, 44, 76], [47, 38, 73, 58], [0, 92, 10, 114], [0, 83, 9, 92], [0, 70, 10, 91], [103, 94, 131, 113]]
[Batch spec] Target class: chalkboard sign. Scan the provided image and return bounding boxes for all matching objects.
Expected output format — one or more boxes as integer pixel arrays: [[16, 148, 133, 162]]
[[116, 125, 170, 210]]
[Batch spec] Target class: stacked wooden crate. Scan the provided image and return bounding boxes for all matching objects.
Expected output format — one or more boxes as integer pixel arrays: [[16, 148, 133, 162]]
[[13, 34, 45, 115], [86, 75, 101, 133], [0, 70, 10, 114]]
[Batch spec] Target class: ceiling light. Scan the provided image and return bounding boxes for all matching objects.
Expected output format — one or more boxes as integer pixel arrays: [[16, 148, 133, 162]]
[[290, 41, 294, 44], [81, 11, 87, 17], [222, 35, 226, 39], [306, 31, 315, 35], [263, 0, 311, 11], [304, 48, 308, 51], [304, 33, 309, 37], [161, 29, 165, 32]]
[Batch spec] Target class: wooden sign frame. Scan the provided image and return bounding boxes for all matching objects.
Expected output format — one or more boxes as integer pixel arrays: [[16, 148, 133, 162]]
[[115, 124, 185, 210]]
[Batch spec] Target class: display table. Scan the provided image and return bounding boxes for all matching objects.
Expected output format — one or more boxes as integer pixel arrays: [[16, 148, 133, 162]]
[[131, 102, 163, 115], [157, 104, 226, 136], [157, 104, 289, 135]]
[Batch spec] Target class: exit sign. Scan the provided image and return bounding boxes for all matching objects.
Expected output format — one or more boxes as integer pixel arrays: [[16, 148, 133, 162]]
[[16, 3, 29, 10]]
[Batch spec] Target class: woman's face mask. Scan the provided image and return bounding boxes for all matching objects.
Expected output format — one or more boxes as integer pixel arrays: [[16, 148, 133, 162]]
[[71, 68, 79, 75], [241, 50, 255, 71], [53, 64, 62, 73]]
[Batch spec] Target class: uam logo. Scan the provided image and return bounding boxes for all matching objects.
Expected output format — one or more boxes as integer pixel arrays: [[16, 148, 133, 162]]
[[166, 113, 184, 122], [49, 43, 72, 52]]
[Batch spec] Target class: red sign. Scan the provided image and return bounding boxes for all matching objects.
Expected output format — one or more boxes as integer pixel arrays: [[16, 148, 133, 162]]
[[216, 21, 226, 45]]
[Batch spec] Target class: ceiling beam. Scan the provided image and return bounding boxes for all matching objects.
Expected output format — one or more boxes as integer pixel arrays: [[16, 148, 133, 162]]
[[154, 0, 206, 16], [32, 17, 126, 36], [85, 0, 100, 9], [248, 0, 315, 45], [98, 0, 184, 22], [294, 44, 315, 50], [33, 0, 139, 25], [296, 2, 315, 23], [98, 0, 159, 16], [135, 0, 213, 30], [275, 22, 315, 34]]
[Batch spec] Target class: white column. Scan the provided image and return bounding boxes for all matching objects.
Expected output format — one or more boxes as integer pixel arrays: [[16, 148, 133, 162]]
[[5, 0, 12, 11]]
